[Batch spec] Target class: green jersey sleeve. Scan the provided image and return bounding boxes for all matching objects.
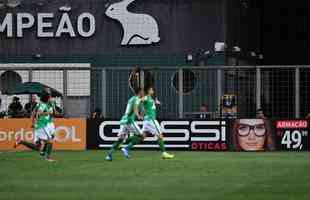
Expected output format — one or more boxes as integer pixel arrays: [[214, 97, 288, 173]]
[[37, 103, 45, 112], [120, 96, 140, 125]]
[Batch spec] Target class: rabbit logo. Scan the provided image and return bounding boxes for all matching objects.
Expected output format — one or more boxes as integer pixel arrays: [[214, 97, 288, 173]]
[[105, 0, 160, 45]]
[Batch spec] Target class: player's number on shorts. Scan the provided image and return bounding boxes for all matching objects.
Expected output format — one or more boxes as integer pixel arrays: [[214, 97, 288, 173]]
[[281, 130, 302, 149]]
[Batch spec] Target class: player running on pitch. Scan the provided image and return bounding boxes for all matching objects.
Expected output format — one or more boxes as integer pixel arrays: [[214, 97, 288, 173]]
[[122, 86, 175, 159], [105, 87, 144, 161], [15, 91, 56, 161]]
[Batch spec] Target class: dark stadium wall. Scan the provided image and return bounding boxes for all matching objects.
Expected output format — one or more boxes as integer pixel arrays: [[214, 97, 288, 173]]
[[2, 0, 308, 65], [226, 0, 310, 65], [225, 0, 262, 55], [260, 1, 310, 65], [0, 0, 227, 56]]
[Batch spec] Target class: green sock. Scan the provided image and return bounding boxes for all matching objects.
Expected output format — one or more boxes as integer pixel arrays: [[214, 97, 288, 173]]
[[21, 141, 38, 151], [45, 143, 53, 158], [157, 138, 165, 152], [125, 135, 143, 150], [108, 139, 124, 155], [42, 143, 47, 153]]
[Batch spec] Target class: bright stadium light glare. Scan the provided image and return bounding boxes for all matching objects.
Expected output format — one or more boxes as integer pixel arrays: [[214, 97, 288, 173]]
[[6, 0, 22, 8], [59, 4, 72, 12], [233, 46, 241, 52], [204, 50, 210, 55], [214, 42, 225, 52], [250, 51, 256, 57], [187, 54, 193, 62]]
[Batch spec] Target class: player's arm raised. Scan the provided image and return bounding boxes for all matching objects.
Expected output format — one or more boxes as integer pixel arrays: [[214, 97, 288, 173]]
[[50, 100, 61, 117]]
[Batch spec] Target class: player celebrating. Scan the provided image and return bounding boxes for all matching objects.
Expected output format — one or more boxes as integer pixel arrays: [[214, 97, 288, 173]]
[[105, 87, 144, 161], [40, 92, 58, 158], [122, 86, 175, 159], [34, 92, 56, 161], [15, 91, 56, 161]]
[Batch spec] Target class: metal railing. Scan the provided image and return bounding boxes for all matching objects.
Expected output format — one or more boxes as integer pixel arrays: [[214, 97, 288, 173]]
[[95, 66, 309, 119], [0, 63, 91, 118], [1, 64, 309, 119]]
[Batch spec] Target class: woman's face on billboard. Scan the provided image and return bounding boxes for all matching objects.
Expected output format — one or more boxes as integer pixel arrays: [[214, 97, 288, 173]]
[[237, 119, 266, 151]]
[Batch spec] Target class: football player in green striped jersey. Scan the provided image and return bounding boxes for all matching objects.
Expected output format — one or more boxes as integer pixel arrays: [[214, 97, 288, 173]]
[[106, 87, 144, 161], [15, 92, 56, 161], [123, 86, 174, 159]]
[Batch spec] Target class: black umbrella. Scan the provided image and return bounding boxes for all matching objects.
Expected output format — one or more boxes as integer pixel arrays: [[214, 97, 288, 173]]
[[6, 82, 63, 97]]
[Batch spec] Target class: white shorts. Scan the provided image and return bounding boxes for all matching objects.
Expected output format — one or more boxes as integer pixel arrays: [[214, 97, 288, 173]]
[[142, 120, 162, 136], [34, 123, 56, 142], [118, 122, 142, 137]]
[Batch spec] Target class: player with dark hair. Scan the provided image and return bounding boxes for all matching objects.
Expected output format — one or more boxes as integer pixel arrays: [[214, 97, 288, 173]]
[[105, 87, 144, 161], [15, 91, 56, 161], [122, 86, 174, 159]]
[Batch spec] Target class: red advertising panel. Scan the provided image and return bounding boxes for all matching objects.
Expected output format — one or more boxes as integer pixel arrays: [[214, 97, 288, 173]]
[[275, 120, 310, 150]]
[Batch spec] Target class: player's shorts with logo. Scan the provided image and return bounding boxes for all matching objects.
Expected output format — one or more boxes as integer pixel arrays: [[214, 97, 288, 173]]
[[142, 120, 162, 136], [118, 121, 142, 136], [34, 123, 56, 142]]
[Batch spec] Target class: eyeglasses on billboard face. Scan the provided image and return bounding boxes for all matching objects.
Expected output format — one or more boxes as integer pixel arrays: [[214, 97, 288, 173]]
[[237, 124, 266, 137]]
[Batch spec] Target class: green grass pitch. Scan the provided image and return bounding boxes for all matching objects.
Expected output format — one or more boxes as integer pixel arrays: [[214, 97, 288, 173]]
[[0, 151, 309, 200]]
